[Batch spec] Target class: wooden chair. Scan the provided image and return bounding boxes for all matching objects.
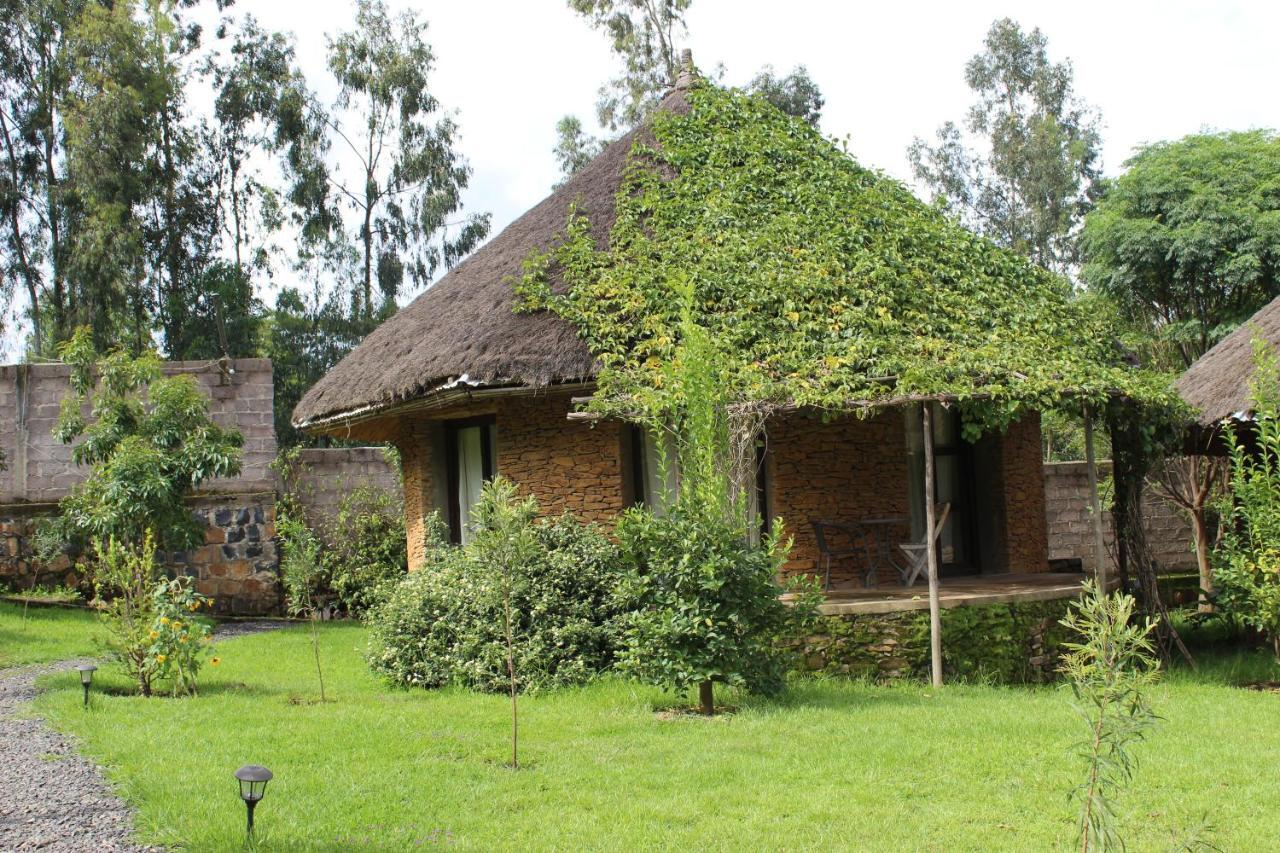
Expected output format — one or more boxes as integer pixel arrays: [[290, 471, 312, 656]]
[[810, 520, 876, 590], [897, 503, 952, 587]]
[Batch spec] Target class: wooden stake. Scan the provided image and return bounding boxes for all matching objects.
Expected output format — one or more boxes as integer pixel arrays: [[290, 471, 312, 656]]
[[923, 404, 942, 688], [1084, 404, 1108, 593]]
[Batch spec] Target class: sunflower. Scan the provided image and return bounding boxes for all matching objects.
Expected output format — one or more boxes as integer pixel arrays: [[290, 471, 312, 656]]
[[210, 657, 221, 666], [155, 654, 167, 663]]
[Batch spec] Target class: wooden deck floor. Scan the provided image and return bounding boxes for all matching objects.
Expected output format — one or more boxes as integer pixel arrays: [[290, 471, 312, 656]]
[[813, 572, 1098, 616]]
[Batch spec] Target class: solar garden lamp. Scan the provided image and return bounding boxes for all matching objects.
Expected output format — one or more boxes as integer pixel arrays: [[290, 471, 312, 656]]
[[234, 765, 273, 837], [76, 664, 96, 708]]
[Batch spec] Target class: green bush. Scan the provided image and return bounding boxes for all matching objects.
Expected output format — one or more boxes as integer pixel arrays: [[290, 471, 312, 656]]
[[612, 505, 815, 710], [326, 487, 408, 613], [1214, 338, 1280, 660], [274, 447, 408, 616], [365, 505, 624, 693]]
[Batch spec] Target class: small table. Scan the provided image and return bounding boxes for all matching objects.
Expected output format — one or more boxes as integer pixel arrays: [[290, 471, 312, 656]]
[[859, 516, 910, 586]]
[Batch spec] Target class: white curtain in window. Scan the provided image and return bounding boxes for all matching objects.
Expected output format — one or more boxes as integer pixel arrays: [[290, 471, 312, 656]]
[[456, 426, 486, 544]]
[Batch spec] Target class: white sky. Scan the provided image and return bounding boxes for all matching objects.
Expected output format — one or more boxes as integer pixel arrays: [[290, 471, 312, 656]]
[[5, 0, 1279, 359]]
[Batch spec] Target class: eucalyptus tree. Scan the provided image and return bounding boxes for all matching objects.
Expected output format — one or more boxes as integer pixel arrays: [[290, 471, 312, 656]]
[[555, 0, 825, 180], [0, 0, 88, 353], [908, 18, 1101, 276], [322, 0, 489, 320]]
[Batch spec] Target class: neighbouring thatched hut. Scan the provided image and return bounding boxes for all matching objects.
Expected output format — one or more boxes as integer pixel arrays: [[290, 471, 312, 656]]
[[1177, 294, 1280, 438]]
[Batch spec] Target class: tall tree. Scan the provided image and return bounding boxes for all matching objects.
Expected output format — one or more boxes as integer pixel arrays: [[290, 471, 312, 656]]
[[1082, 130, 1280, 368], [555, 0, 824, 180], [908, 18, 1101, 275], [0, 0, 88, 353], [322, 0, 489, 320]]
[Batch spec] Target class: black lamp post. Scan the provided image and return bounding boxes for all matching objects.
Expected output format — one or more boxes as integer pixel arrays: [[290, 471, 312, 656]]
[[234, 765, 273, 837], [76, 664, 96, 708]]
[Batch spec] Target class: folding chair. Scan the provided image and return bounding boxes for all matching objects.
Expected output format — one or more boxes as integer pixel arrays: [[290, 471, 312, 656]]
[[897, 503, 952, 587]]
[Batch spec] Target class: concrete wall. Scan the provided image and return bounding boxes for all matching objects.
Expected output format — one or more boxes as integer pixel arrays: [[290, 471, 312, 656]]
[[0, 359, 276, 502], [290, 447, 402, 523], [1043, 460, 1197, 575]]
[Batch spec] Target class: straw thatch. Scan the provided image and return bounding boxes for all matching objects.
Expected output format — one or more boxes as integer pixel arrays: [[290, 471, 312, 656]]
[[291, 89, 692, 429], [1176, 295, 1280, 426]]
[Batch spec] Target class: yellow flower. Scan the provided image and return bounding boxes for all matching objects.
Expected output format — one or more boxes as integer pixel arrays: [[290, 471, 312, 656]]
[[149, 630, 159, 640], [155, 654, 167, 663], [172, 621, 182, 630], [188, 602, 198, 611], [179, 635, 188, 644], [159, 617, 170, 625], [208, 599, 216, 608], [210, 657, 221, 666]]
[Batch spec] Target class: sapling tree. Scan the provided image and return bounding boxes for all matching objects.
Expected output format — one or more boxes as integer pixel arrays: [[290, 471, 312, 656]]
[[275, 450, 329, 701], [47, 327, 241, 696], [468, 477, 540, 768], [1059, 581, 1160, 852]]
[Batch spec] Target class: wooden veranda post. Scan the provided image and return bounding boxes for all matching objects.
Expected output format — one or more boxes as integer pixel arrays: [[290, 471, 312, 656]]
[[922, 404, 942, 688], [1083, 404, 1108, 593]]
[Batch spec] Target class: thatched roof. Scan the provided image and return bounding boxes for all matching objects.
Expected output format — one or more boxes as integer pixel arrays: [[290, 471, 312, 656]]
[[1177, 295, 1280, 426], [292, 89, 691, 430]]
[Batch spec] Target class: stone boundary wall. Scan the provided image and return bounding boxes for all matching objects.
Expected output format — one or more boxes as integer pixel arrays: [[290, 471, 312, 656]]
[[290, 447, 402, 523], [1044, 460, 1197, 576]]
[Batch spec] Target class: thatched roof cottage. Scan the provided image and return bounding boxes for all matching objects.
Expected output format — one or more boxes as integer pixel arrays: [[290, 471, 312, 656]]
[[296, 58, 1155, 616]]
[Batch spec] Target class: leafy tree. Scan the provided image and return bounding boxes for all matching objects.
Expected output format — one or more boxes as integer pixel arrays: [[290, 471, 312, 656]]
[[1082, 131, 1280, 368], [552, 115, 603, 181], [321, 0, 489, 320], [261, 285, 383, 447], [48, 326, 244, 551], [908, 18, 1101, 275], [0, 0, 89, 354], [743, 64, 823, 127]]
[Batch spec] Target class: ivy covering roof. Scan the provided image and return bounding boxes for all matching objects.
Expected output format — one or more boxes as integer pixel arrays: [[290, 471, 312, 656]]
[[518, 80, 1177, 429]]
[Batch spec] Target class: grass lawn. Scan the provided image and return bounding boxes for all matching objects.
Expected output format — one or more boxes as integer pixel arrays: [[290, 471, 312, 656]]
[[29, 620, 1280, 851], [0, 600, 101, 667]]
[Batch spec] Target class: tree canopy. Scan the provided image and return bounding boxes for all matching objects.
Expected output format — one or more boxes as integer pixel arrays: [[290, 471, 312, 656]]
[[909, 18, 1101, 276], [521, 82, 1176, 434], [1082, 130, 1280, 368]]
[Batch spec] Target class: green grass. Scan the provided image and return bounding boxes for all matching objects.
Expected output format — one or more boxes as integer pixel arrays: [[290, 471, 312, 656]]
[[29, 621, 1280, 851], [0, 600, 101, 667]]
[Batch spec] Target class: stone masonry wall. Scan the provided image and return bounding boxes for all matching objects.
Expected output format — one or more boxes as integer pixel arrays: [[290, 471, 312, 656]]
[[392, 393, 626, 570], [291, 447, 402, 523], [1044, 460, 1197, 575], [769, 410, 911, 586], [1001, 414, 1050, 573]]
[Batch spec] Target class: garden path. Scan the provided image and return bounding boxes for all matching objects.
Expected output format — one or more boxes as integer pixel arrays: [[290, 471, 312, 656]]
[[0, 620, 291, 851]]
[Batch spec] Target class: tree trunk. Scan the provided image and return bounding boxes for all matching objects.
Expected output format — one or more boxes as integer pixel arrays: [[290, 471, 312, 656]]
[[1191, 507, 1214, 613], [698, 680, 714, 715]]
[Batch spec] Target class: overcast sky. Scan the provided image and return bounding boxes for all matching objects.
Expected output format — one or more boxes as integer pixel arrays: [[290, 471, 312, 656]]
[[242, 0, 1277, 252], [5, 0, 1279, 359]]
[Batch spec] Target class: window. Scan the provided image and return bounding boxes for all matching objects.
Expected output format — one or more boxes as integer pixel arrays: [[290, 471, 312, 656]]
[[624, 426, 771, 541], [445, 418, 496, 544]]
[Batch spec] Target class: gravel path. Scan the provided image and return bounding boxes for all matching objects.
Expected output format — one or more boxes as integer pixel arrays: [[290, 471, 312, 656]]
[[0, 620, 290, 851]]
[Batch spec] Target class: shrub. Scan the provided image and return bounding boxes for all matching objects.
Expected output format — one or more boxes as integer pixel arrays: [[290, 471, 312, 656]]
[[1214, 337, 1280, 660], [93, 533, 214, 697], [366, 495, 624, 693], [273, 449, 408, 616], [612, 504, 815, 712], [326, 487, 408, 613]]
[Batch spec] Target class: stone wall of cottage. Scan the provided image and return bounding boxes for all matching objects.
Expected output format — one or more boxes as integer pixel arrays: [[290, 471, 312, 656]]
[[392, 393, 627, 570], [1001, 414, 1050, 573], [768, 410, 911, 586], [1043, 460, 1197, 575]]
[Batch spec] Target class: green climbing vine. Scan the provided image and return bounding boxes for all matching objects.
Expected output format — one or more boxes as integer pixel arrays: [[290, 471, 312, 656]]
[[517, 81, 1180, 434]]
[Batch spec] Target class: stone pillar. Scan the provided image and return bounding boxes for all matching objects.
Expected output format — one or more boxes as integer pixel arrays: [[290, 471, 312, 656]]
[[397, 420, 436, 571]]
